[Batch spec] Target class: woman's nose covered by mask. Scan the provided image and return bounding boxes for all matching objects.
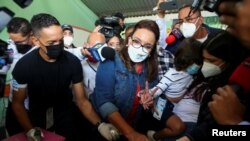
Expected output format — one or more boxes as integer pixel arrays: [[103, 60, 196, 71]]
[[127, 45, 149, 63], [201, 61, 223, 78]]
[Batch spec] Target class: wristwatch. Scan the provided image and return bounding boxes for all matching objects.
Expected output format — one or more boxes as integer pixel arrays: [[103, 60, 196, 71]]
[[95, 120, 104, 128]]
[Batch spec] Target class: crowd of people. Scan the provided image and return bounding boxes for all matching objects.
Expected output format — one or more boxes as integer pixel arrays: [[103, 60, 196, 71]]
[[0, 0, 250, 141]]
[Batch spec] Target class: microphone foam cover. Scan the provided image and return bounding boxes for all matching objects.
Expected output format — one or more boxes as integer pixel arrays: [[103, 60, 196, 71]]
[[229, 57, 250, 93], [101, 47, 115, 60], [165, 34, 176, 45]]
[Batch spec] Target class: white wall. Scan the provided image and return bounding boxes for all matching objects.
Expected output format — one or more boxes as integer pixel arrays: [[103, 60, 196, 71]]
[[72, 26, 91, 47]]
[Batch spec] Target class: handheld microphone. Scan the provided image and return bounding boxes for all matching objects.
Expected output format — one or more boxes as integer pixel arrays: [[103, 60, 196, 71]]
[[228, 57, 250, 94], [165, 28, 183, 45], [87, 43, 115, 62]]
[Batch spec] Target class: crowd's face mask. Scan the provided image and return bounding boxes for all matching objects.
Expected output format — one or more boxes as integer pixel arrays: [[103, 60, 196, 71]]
[[16, 44, 32, 54], [180, 17, 200, 38], [63, 36, 74, 46], [45, 42, 64, 59], [186, 64, 200, 75], [201, 61, 223, 78], [128, 45, 149, 63]]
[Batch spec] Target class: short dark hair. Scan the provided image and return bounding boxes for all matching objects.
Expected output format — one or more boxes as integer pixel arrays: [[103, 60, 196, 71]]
[[202, 31, 248, 68], [178, 5, 201, 17], [30, 13, 60, 37], [7, 17, 31, 37], [112, 12, 125, 20], [174, 38, 203, 71], [61, 24, 73, 33]]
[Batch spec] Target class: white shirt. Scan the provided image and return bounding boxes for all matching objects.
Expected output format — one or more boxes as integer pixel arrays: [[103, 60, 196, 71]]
[[81, 60, 99, 99], [173, 97, 200, 122], [155, 15, 167, 49], [196, 34, 208, 43], [173, 83, 207, 123], [153, 68, 193, 99], [64, 47, 85, 61]]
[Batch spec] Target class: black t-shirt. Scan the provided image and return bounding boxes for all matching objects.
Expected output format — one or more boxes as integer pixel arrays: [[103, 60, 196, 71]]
[[12, 48, 83, 112]]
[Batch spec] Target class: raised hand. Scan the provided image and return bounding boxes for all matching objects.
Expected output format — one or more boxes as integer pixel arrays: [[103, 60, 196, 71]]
[[138, 81, 158, 109]]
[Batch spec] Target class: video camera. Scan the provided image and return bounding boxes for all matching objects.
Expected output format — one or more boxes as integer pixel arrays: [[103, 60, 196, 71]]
[[0, 39, 12, 69], [203, 0, 241, 13], [159, 0, 241, 15], [0, 39, 12, 97], [98, 16, 122, 39]]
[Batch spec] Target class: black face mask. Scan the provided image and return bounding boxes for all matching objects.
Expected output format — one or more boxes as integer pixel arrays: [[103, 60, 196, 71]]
[[45, 42, 64, 59], [16, 44, 32, 54]]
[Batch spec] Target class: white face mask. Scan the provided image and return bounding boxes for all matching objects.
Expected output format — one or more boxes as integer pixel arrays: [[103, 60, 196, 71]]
[[180, 18, 199, 38], [63, 36, 74, 46], [128, 45, 149, 63], [201, 61, 222, 78]]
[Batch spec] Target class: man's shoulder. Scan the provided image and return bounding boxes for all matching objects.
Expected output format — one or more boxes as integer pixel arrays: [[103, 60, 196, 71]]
[[61, 50, 83, 68], [18, 49, 38, 62], [203, 24, 223, 34], [62, 50, 80, 61], [13, 50, 39, 75]]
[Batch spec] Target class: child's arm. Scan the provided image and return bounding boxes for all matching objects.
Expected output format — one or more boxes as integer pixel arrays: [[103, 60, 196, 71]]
[[150, 86, 162, 99]]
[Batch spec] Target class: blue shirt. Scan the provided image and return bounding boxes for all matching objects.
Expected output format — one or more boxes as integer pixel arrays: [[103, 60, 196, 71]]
[[91, 53, 158, 124]]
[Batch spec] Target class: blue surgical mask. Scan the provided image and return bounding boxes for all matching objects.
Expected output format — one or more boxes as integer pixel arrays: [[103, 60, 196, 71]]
[[186, 64, 200, 75], [127, 45, 149, 63]]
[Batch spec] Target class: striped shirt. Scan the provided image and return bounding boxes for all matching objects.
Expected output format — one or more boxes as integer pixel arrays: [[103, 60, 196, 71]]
[[153, 68, 193, 98]]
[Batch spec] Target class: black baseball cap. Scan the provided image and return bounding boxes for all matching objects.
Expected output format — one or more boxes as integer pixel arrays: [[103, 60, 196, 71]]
[[112, 12, 125, 20], [61, 24, 73, 33]]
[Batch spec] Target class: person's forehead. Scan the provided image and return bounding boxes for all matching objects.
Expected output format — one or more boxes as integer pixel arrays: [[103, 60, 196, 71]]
[[63, 30, 73, 35], [178, 7, 198, 19], [109, 37, 120, 43], [9, 33, 27, 42], [88, 35, 105, 46], [38, 25, 63, 41], [203, 50, 220, 61], [133, 29, 155, 45]]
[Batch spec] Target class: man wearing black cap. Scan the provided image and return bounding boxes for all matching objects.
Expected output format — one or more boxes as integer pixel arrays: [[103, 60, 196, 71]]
[[112, 12, 125, 30], [62, 24, 76, 48]]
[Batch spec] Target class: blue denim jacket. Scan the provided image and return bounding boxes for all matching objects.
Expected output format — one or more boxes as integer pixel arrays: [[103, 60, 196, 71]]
[[91, 53, 158, 123]]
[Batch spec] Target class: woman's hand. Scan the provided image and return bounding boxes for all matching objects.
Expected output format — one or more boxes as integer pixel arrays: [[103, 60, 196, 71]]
[[139, 81, 158, 109]]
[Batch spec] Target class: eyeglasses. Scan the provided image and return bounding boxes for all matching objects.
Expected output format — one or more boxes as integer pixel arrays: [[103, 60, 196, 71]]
[[176, 16, 200, 25], [131, 38, 154, 53]]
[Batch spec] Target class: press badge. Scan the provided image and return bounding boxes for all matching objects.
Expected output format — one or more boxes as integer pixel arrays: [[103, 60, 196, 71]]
[[153, 96, 166, 120]]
